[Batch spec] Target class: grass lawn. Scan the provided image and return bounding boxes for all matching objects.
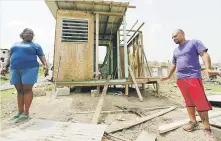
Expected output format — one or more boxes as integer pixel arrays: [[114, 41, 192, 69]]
[[0, 74, 10, 84], [205, 84, 221, 92], [0, 88, 16, 102]]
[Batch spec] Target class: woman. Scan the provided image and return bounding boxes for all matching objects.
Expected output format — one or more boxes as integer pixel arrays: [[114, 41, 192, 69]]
[[1, 28, 49, 120]]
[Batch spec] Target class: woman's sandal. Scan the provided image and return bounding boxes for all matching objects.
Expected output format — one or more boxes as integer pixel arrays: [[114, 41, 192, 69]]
[[11, 113, 21, 120], [15, 114, 30, 123], [18, 114, 29, 119]]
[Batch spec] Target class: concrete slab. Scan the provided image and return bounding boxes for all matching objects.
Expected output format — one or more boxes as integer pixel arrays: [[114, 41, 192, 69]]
[[0, 119, 106, 141], [56, 87, 70, 96]]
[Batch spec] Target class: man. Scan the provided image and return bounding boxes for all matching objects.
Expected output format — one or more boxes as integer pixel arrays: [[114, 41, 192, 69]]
[[161, 29, 221, 141]]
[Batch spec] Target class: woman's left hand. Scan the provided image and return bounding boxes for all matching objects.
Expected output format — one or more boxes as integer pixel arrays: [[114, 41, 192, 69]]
[[43, 65, 49, 77]]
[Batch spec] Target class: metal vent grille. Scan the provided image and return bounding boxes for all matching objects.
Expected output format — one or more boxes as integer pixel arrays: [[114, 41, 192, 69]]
[[61, 18, 88, 42]]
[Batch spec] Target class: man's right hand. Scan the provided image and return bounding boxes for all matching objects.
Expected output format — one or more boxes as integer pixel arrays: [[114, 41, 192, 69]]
[[160, 76, 170, 81], [0, 67, 9, 76]]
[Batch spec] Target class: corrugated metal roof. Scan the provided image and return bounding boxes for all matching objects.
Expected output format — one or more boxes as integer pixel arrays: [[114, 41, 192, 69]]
[[45, 0, 135, 45]]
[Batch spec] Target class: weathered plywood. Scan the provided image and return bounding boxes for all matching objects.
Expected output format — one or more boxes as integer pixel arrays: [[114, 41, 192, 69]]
[[53, 10, 94, 81], [0, 119, 106, 141]]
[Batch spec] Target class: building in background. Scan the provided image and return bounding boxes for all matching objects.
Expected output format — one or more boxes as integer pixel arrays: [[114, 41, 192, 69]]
[[0, 49, 10, 71]]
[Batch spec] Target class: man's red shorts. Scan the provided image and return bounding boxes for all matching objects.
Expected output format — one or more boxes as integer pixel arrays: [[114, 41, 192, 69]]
[[177, 78, 212, 111]]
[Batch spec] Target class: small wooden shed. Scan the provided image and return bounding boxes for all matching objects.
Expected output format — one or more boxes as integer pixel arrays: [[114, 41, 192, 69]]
[[45, 0, 159, 99]]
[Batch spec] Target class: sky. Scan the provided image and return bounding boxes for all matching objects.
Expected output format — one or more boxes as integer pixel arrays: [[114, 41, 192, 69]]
[[0, 0, 221, 64]]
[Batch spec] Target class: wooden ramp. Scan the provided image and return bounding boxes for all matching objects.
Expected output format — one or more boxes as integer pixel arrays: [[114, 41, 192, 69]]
[[0, 119, 106, 141]]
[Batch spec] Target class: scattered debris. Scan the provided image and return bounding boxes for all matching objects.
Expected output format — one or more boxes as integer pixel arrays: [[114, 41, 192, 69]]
[[115, 105, 145, 117], [135, 130, 156, 141], [158, 111, 221, 134], [72, 106, 173, 115], [105, 133, 130, 141], [105, 106, 176, 133], [108, 91, 124, 96]]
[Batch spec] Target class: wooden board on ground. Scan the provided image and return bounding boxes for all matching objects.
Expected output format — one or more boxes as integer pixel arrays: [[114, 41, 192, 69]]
[[158, 111, 221, 134], [207, 95, 221, 107], [128, 66, 143, 101], [73, 106, 172, 114], [210, 116, 221, 128], [0, 119, 106, 141], [135, 130, 156, 141], [211, 126, 221, 140], [105, 106, 176, 133], [91, 75, 111, 124]]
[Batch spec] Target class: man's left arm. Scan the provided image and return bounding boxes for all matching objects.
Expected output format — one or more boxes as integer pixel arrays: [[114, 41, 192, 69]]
[[194, 40, 220, 76], [200, 51, 221, 76]]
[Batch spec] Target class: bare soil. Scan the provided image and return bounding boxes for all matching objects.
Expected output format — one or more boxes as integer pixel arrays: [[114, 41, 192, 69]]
[[1, 81, 220, 141]]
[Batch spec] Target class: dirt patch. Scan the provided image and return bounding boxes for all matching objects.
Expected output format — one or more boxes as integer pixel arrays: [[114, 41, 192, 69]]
[[1, 82, 221, 141]]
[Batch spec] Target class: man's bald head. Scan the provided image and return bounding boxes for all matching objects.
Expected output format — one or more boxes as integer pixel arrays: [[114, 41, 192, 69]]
[[172, 29, 186, 45]]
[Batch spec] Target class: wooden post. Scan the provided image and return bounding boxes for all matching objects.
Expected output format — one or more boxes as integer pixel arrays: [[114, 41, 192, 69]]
[[129, 66, 143, 101], [91, 75, 111, 124], [111, 42, 113, 77], [117, 30, 121, 79], [96, 13, 100, 91], [96, 13, 99, 78], [123, 15, 129, 78], [142, 84, 145, 90], [125, 84, 129, 96], [156, 81, 159, 94]]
